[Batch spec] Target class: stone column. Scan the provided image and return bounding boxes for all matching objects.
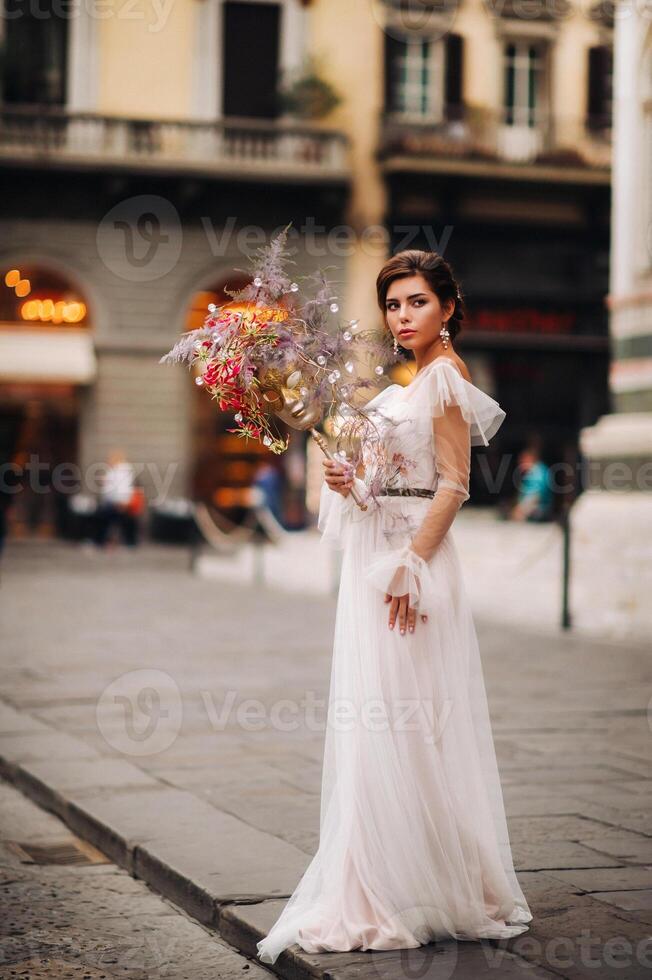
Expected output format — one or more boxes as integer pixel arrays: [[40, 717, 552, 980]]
[[570, 6, 652, 636]]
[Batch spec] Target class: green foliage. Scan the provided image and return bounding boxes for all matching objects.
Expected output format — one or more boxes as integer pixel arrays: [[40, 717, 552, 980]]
[[278, 67, 342, 121]]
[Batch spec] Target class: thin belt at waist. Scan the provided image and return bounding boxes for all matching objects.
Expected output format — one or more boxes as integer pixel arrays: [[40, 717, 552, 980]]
[[377, 487, 435, 499]]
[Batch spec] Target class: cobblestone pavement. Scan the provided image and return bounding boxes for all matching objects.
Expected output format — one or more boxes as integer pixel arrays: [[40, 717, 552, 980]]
[[0, 777, 269, 979], [0, 541, 651, 980]]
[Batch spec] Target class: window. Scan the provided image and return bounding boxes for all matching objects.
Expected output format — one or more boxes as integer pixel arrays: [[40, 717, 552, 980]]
[[503, 41, 544, 128], [0, 265, 89, 327], [223, 2, 281, 118], [587, 45, 613, 132], [385, 33, 464, 123], [2, 0, 68, 105]]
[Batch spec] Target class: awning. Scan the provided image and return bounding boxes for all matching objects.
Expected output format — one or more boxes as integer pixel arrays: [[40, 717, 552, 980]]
[[0, 329, 96, 383]]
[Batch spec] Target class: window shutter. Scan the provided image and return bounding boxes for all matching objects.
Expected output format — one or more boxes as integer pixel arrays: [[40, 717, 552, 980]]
[[587, 45, 610, 131], [384, 32, 403, 115], [445, 33, 464, 122]]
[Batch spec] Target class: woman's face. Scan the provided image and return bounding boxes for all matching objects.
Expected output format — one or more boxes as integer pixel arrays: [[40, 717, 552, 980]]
[[384, 274, 454, 352]]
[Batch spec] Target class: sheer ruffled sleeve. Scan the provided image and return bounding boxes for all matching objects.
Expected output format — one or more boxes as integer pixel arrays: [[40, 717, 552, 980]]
[[424, 359, 506, 449], [364, 360, 505, 614], [409, 396, 471, 562]]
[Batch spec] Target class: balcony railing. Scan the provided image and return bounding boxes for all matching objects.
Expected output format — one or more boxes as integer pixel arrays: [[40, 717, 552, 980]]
[[380, 107, 611, 173], [0, 108, 350, 182]]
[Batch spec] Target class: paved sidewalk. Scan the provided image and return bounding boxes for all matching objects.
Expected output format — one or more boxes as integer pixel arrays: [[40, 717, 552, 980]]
[[0, 776, 267, 978], [0, 542, 651, 979]]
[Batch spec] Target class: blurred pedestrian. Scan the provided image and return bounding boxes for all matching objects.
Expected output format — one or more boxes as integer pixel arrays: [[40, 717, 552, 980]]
[[510, 439, 552, 522], [0, 481, 12, 570], [252, 461, 284, 526], [0, 446, 24, 576], [94, 450, 141, 548]]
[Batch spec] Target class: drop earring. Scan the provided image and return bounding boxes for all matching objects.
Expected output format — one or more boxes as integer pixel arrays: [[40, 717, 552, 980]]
[[393, 334, 399, 355], [440, 321, 450, 350]]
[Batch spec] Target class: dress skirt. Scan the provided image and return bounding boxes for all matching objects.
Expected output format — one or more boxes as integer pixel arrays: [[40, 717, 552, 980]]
[[256, 488, 532, 965]]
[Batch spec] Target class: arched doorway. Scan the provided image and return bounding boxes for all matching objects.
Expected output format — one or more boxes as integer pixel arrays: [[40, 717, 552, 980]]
[[0, 263, 95, 539], [185, 280, 308, 529]]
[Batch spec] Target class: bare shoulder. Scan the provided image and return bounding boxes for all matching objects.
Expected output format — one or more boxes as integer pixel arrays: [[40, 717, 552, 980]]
[[455, 355, 472, 383], [440, 352, 472, 383]]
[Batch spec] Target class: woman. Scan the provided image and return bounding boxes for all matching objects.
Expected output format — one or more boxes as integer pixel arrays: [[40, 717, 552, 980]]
[[256, 250, 532, 965]]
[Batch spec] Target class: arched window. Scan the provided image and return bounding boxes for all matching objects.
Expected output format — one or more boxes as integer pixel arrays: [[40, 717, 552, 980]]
[[0, 264, 93, 385], [0, 264, 94, 539], [0, 266, 89, 328]]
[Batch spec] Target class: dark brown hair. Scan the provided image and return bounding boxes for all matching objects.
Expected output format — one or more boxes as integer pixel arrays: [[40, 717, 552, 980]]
[[376, 250, 465, 341]]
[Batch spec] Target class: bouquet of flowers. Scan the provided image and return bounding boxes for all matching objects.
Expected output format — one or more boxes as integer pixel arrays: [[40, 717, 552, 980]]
[[161, 227, 403, 508]]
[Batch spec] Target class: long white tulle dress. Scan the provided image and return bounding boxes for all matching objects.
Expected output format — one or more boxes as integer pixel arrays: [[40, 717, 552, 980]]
[[256, 356, 533, 965]]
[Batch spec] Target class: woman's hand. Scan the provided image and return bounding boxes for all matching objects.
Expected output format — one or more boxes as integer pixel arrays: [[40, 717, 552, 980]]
[[322, 457, 354, 496], [384, 593, 428, 634]]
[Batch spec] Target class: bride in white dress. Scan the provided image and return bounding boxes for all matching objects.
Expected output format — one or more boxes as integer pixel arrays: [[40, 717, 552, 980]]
[[256, 250, 532, 965]]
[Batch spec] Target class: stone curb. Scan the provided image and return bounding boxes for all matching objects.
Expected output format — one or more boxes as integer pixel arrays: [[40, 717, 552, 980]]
[[0, 707, 314, 978]]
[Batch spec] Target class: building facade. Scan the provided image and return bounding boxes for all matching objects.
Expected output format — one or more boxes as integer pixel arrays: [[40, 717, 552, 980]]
[[0, 0, 613, 534], [369, 0, 613, 503], [0, 0, 351, 534]]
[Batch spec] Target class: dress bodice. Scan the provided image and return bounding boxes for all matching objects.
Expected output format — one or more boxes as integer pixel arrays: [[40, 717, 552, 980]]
[[355, 358, 506, 498], [319, 358, 506, 554], [360, 383, 439, 494]]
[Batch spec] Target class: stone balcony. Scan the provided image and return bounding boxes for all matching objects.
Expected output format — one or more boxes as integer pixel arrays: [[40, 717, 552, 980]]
[[0, 108, 350, 185], [380, 107, 611, 185]]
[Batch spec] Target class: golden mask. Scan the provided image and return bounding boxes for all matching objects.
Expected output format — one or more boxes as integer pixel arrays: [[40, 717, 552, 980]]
[[256, 358, 323, 430]]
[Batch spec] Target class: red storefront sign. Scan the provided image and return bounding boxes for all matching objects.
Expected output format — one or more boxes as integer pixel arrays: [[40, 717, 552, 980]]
[[469, 309, 577, 335]]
